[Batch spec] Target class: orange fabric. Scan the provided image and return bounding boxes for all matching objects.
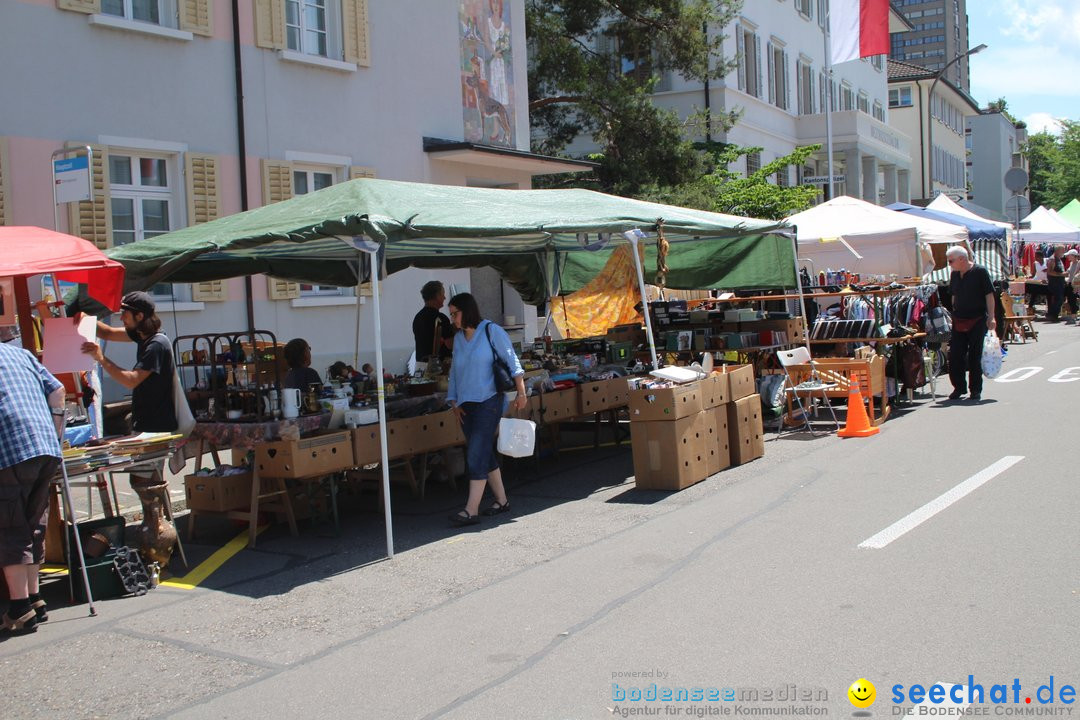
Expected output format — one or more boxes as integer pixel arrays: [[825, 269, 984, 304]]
[[551, 244, 644, 338]]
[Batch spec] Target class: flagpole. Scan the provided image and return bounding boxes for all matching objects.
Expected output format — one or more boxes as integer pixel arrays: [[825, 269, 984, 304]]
[[823, 0, 836, 201]]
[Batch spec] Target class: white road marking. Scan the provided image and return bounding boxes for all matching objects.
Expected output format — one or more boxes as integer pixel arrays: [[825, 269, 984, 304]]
[[858, 456, 1024, 549], [1048, 367, 1080, 382], [993, 366, 1042, 382]]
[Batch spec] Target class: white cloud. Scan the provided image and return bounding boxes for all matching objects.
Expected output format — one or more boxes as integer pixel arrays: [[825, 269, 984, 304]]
[[970, 45, 1080, 100], [997, 0, 1080, 45], [1023, 113, 1062, 135]]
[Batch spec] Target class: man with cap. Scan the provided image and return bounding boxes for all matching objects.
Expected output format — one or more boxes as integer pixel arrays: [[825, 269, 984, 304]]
[[81, 291, 177, 433]]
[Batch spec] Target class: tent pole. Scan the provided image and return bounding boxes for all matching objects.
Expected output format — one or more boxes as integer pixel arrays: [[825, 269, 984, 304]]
[[353, 260, 362, 369], [362, 250, 394, 558], [627, 235, 659, 369], [790, 232, 814, 360]]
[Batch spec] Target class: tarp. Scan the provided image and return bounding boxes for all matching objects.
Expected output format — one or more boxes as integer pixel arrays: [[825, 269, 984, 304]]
[[106, 178, 794, 303], [1021, 206, 1080, 245], [787, 196, 966, 278], [1058, 199, 1080, 227], [887, 202, 1008, 282], [928, 195, 1012, 225], [0, 227, 125, 309]]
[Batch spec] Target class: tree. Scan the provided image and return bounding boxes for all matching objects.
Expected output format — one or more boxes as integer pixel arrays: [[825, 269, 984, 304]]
[[1025, 119, 1080, 210], [986, 97, 1018, 125], [637, 144, 822, 220], [527, 0, 742, 196]]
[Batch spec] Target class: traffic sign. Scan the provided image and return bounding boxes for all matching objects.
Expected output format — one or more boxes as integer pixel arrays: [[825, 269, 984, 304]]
[[1004, 167, 1029, 192]]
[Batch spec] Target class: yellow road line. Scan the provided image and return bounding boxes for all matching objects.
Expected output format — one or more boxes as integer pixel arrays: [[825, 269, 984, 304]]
[[160, 525, 266, 590]]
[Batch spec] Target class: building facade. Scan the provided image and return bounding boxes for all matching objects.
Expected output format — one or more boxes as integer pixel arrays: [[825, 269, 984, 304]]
[[965, 111, 1029, 217], [0, 0, 579, 401], [886, 59, 980, 204], [641, 0, 913, 205], [889, 0, 971, 92]]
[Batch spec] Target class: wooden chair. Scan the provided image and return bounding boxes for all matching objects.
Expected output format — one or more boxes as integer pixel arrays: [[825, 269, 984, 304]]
[[1000, 293, 1038, 344]]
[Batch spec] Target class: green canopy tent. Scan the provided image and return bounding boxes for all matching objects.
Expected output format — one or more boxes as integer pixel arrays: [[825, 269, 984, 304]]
[[106, 178, 793, 556], [1058, 199, 1080, 227]]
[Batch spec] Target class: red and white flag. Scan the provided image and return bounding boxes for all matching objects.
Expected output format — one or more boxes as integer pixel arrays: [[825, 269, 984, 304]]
[[829, 0, 889, 65]]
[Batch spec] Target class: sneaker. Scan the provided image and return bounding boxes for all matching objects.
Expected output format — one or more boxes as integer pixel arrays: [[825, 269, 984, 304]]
[[968, 394, 981, 402], [948, 390, 964, 400]]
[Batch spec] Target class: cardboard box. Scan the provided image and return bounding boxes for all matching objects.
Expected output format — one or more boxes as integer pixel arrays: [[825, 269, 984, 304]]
[[185, 472, 252, 512], [700, 372, 731, 409], [627, 381, 703, 421], [578, 377, 630, 414], [256, 430, 353, 478], [718, 363, 755, 401], [708, 406, 731, 474], [528, 387, 580, 423], [630, 414, 709, 491], [726, 394, 765, 465]]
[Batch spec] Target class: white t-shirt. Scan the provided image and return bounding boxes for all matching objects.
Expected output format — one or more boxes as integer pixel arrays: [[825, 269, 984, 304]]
[[1032, 259, 1048, 283]]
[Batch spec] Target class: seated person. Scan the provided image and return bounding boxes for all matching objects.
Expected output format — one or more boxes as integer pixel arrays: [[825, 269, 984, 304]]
[[328, 361, 360, 382], [361, 363, 374, 376], [283, 338, 322, 390]]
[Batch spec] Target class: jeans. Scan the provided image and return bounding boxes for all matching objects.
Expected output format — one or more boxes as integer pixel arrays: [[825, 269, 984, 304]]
[[460, 393, 504, 481], [949, 318, 987, 396]]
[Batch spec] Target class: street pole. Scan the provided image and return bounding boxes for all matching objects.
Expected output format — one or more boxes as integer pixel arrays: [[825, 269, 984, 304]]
[[926, 44, 987, 202]]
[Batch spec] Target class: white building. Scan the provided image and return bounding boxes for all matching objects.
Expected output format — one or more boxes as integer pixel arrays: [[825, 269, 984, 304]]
[[635, 0, 914, 204], [965, 111, 1029, 217], [886, 59, 980, 204], [0, 0, 587, 401]]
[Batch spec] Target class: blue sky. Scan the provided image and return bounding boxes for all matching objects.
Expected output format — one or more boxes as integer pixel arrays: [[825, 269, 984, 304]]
[[967, 0, 1079, 134]]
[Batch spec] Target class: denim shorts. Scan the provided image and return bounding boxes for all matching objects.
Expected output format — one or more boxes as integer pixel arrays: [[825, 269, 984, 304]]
[[460, 393, 504, 480]]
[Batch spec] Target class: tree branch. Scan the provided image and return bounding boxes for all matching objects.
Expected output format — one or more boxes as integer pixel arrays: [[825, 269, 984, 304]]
[[529, 95, 586, 111]]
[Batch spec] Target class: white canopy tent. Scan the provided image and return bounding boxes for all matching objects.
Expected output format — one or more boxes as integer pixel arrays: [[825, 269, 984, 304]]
[[927, 194, 1014, 232], [1021, 206, 1080, 245], [788, 196, 968, 278]]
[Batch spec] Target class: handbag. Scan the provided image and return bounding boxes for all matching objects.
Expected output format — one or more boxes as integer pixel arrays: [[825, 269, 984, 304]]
[[485, 322, 516, 393], [497, 417, 536, 457]]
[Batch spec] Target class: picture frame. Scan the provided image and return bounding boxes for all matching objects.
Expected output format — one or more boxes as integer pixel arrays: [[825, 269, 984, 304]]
[[0, 277, 15, 326]]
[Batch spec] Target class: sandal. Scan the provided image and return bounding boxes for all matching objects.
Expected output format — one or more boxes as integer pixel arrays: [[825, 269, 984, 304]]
[[481, 500, 511, 516], [448, 510, 480, 526], [1, 609, 38, 635], [30, 598, 47, 623]]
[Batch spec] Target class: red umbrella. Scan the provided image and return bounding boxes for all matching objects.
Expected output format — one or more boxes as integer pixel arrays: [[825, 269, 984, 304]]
[[0, 226, 125, 310]]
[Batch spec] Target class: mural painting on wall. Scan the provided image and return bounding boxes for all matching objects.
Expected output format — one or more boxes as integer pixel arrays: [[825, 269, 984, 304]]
[[459, 0, 515, 148]]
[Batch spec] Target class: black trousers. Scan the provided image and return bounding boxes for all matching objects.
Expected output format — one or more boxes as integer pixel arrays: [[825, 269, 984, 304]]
[[949, 319, 987, 396], [1047, 277, 1066, 320]]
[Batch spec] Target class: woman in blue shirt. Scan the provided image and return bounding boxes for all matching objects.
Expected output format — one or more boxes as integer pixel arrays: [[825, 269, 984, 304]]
[[446, 293, 526, 526]]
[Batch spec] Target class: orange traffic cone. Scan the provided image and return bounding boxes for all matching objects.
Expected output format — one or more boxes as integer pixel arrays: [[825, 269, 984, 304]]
[[837, 373, 880, 438]]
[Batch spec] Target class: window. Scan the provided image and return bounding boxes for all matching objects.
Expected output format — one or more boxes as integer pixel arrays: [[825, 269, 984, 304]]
[[101, 0, 178, 27], [840, 83, 854, 111], [871, 54, 883, 71], [873, 101, 884, 122], [746, 152, 761, 176], [889, 86, 913, 108], [291, 165, 349, 296], [816, 0, 826, 28], [285, 0, 343, 60], [776, 166, 790, 187], [795, 0, 812, 19], [768, 41, 789, 110], [736, 23, 762, 98], [797, 59, 814, 115], [857, 91, 870, 114], [109, 153, 181, 298]]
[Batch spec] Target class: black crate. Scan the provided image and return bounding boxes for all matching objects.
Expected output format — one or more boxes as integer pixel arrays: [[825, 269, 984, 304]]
[[66, 516, 126, 562], [71, 550, 128, 602]]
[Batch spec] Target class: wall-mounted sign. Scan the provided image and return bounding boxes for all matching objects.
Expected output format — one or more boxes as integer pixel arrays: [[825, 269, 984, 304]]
[[53, 155, 91, 204], [802, 174, 846, 184]]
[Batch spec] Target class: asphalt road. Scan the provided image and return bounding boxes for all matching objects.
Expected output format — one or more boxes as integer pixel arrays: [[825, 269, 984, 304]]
[[2, 323, 1078, 720]]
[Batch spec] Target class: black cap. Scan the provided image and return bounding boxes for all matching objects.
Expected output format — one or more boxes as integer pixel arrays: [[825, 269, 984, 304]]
[[120, 291, 156, 316]]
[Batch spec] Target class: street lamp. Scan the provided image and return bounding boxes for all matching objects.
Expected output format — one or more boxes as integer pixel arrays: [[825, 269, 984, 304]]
[[925, 43, 987, 201]]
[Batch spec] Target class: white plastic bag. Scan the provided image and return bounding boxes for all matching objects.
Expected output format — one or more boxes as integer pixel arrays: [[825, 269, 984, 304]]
[[497, 417, 536, 457], [981, 333, 1004, 379]]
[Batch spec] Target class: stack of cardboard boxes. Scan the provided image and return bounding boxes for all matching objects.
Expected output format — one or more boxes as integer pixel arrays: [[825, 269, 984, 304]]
[[627, 364, 764, 491]]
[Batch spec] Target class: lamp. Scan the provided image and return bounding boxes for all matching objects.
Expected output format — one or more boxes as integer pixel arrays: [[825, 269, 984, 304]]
[[925, 43, 987, 200]]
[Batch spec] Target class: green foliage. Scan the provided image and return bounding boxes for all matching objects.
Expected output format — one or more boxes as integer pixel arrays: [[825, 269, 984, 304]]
[[986, 97, 1018, 125], [637, 144, 822, 220], [1025, 120, 1080, 210], [527, 0, 742, 196]]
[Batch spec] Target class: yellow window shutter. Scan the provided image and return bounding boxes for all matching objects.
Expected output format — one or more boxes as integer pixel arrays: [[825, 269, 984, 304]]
[[57, 0, 101, 13], [253, 0, 285, 50], [349, 165, 376, 179], [185, 152, 221, 225], [261, 159, 293, 205], [267, 277, 300, 300], [192, 280, 228, 301], [341, 0, 371, 67], [186, 152, 223, 300], [0, 137, 9, 226], [179, 0, 213, 36], [65, 143, 111, 250]]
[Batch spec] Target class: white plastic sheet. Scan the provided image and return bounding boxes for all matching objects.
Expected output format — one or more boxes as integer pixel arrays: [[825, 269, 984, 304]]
[[981, 333, 1004, 378], [497, 417, 536, 457]]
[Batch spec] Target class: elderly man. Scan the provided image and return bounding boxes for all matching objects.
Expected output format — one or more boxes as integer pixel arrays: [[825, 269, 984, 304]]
[[947, 246, 996, 402], [0, 341, 65, 634]]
